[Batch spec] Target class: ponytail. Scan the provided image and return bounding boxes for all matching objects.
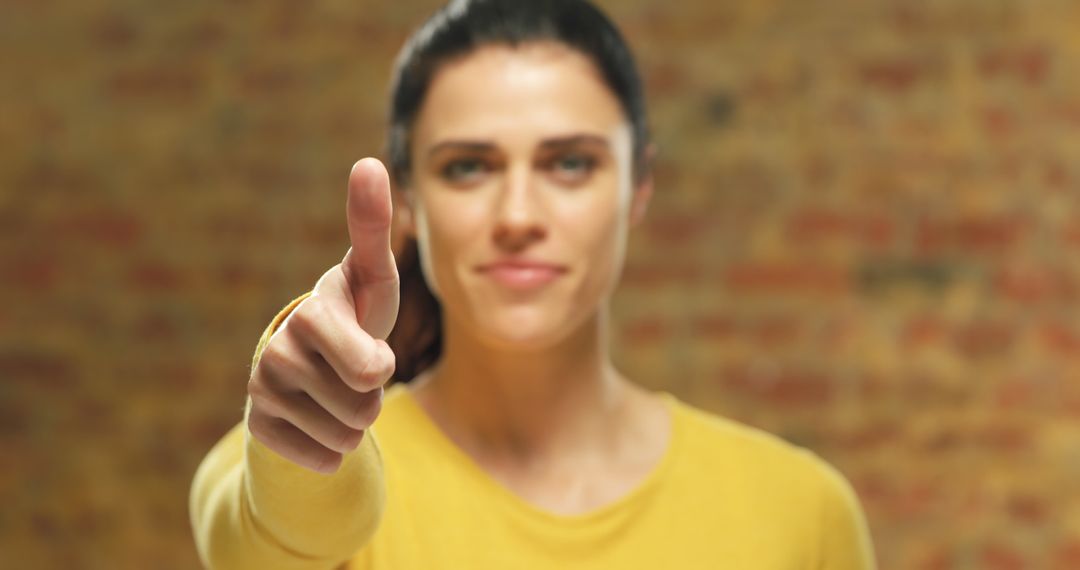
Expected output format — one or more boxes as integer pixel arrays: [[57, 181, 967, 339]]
[[387, 236, 442, 383]]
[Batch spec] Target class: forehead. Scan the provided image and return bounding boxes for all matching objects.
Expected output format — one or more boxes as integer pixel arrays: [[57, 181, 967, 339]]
[[413, 42, 630, 146]]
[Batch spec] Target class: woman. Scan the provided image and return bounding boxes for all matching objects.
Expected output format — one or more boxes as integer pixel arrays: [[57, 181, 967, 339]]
[[191, 0, 876, 568]]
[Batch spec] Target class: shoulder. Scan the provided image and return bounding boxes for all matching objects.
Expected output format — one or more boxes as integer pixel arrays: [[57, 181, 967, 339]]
[[665, 395, 875, 565], [669, 395, 812, 467], [666, 394, 857, 504]]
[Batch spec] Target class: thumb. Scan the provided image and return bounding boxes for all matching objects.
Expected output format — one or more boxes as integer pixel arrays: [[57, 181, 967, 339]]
[[340, 158, 400, 338]]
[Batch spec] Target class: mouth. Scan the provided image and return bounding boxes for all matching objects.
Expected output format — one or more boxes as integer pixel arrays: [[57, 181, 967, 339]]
[[475, 260, 568, 291]]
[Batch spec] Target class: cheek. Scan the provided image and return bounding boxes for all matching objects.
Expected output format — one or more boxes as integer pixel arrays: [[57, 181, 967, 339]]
[[413, 194, 486, 298], [562, 192, 631, 293]]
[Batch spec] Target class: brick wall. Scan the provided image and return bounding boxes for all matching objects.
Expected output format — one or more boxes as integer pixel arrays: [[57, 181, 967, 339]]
[[4, 0, 1079, 567]]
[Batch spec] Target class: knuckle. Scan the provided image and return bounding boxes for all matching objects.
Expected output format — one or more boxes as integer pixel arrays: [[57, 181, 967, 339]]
[[247, 379, 285, 416], [255, 344, 290, 374], [247, 375, 269, 402], [352, 343, 394, 390], [247, 411, 274, 444], [346, 392, 382, 430], [375, 346, 397, 382], [342, 352, 375, 391], [335, 426, 365, 452], [289, 299, 328, 338], [383, 350, 397, 382], [313, 450, 343, 474], [354, 355, 379, 389]]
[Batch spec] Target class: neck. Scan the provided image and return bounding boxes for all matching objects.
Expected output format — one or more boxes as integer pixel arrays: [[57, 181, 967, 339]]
[[410, 307, 632, 468]]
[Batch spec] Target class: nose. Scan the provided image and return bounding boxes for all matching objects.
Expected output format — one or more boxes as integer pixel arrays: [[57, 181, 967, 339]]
[[492, 165, 547, 252]]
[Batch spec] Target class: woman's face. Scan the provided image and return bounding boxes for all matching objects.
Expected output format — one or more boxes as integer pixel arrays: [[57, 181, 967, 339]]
[[402, 41, 652, 351]]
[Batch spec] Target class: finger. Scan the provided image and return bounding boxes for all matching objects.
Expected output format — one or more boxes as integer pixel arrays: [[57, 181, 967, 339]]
[[248, 411, 344, 475], [305, 363, 385, 430], [250, 373, 364, 453], [342, 158, 397, 287], [276, 391, 366, 454], [287, 299, 395, 392]]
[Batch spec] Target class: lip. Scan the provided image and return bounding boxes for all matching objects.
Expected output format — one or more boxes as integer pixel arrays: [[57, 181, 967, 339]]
[[475, 260, 567, 290]]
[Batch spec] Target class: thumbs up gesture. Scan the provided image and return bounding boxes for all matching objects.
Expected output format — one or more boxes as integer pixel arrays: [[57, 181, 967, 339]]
[[247, 158, 400, 474]]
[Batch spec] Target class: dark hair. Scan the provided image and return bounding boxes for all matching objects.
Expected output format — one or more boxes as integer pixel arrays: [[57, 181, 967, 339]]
[[385, 0, 651, 382]]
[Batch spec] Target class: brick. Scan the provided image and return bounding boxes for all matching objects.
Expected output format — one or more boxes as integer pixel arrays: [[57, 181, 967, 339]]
[[902, 315, 948, 348], [894, 479, 939, 520], [621, 317, 671, 346], [0, 399, 28, 435], [979, 541, 1026, 570], [203, 215, 272, 244], [184, 18, 227, 49], [239, 65, 299, 96], [858, 56, 932, 92], [1042, 160, 1068, 189], [1037, 322, 1080, 356], [53, 211, 143, 248], [749, 316, 803, 348], [1005, 494, 1047, 526], [917, 215, 1027, 254], [720, 364, 834, 406], [690, 314, 736, 340], [216, 261, 272, 292], [645, 62, 688, 97], [6, 254, 59, 291], [993, 378, 1035, 409], [837, 421, 900, 452], [1053, 540, 1080, 570], [91, 12, 138, 50], [0, 351, 75, 388], [128, 261, 186, 291], [920, 427, 963, 454], [913, 546, 955, 570], [971, 424, 1031, 453], [133, 313, 179, 342], [1050, 101, 1080, 130], [1062, 218, 1080, 246], [300, 218, 346, 248], [848, 472, 891, 506], [981, 106, 1018, 137], [953, 320, 1016, 359], [620, 262, 704, 289], [978, 46, 1050, 85], [725, 261, 849, 296], [16, 161, 102, 193], [108, 66, 202, 102], [645, 213, 711, 245], [994, 265, 1075, 303], [786, 209, 895, 249]]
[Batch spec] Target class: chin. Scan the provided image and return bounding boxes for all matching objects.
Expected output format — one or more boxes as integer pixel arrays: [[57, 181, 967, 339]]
[[475, 306, 576, 352]]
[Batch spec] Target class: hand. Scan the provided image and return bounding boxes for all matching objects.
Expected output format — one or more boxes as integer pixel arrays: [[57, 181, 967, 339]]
[[247, 158, 400, 474]]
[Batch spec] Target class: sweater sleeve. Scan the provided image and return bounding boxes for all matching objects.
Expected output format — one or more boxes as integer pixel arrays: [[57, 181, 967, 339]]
[[815, 458, 877, 570], [190, 293, 386, 569]]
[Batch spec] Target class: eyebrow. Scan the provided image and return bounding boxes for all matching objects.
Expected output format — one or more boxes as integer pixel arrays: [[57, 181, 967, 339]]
[[426, 134, 610, 158]]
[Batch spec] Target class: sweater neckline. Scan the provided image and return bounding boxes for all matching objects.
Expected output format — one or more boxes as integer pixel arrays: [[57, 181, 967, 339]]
[[391, 384, 685, 528]]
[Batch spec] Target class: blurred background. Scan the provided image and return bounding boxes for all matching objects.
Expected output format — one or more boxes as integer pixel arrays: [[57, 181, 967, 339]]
[[3, 0, 1080, 567]]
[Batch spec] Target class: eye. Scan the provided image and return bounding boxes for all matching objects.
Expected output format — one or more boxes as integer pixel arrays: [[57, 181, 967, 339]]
[[441, 158, 489, 185], [554, 154, 592, 172], [546, 153, 597, 184]]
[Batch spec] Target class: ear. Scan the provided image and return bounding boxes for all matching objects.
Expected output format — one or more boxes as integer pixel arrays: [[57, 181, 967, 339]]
[[629, 143, 657, 227]]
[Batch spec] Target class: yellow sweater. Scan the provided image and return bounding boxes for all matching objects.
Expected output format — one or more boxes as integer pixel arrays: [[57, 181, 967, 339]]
[[191, 298, 876, 569]]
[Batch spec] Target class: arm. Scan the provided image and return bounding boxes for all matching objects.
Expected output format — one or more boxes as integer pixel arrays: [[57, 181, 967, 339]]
[[190, 159, 401, 569], [190, 295, 386, 569]]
